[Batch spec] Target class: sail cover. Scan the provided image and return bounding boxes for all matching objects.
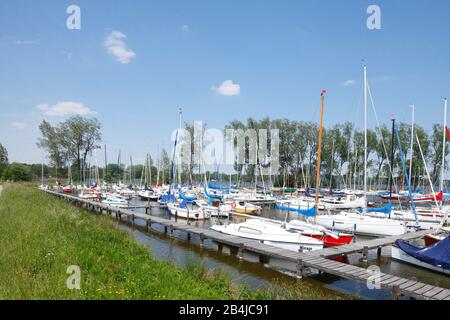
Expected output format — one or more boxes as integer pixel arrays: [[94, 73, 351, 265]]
[[160, 193, 176, 204], [178, 189, 197, 202], [208, 182, 230, 190], [395, 236, 450, 270], [358, 202, 392, 214], [275, 204, 316, 216]]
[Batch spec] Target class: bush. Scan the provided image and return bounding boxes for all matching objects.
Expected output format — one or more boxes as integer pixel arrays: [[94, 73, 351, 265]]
[[2, 163, 33, 181]]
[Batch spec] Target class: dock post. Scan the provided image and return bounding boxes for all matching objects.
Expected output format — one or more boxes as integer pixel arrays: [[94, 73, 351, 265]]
[[169, 224, 174, 234], [377, 246, 382, 258], [296, 260, 305, 279], [217, 243, 223, 252], [164, 226, 168, 234], [131, 214, 135, 227], [259, 255, 270, 264], [362, 246, 369, 262], [392, 285, 401, 300], [199, 233, 205, 247], [187, 232, 191, 241], [238, 243, 244, 260]]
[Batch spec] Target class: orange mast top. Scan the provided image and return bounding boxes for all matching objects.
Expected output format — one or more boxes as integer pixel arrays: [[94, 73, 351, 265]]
[[314, 90, 326, 223]]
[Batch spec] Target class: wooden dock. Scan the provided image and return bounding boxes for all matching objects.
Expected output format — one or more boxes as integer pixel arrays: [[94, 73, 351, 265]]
[[43, 189, 450, 300]]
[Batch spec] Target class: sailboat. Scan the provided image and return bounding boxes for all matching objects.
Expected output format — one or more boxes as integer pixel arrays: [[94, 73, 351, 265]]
[[392, 199, 450, 275], [313, 65, 407, 237], [63, 165, 75, 194], [391, 236, 450, 275], [38, 163, 48, 190], [211, 218, 324, 252]]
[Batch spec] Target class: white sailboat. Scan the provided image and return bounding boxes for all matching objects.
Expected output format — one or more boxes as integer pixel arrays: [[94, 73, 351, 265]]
[[211, 219, 323, 252], [102, 195, 129, 208], [167, 201, 209, 220], [313, 65, 407, 237]]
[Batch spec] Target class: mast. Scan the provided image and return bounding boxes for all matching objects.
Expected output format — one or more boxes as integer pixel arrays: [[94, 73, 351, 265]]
[[130, 156, 133, 186], [389, 117, 395, 199], [156, 145, 160, 186], [178, 107, 183, 186], [409, 105, 415, 189], [41, 162, 44, 186], [363, 65, 368, 212], [329, 139, 335, 189], [104, 144, 107, 184], [440, 98, 447, 193], [149, 154, 152, 186], [314, 90, 326, 223]]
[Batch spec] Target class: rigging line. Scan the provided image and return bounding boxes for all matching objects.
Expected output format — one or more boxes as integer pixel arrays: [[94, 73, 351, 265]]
[[367, 82, 402, 206], [415, 132, 441, 211], [395, 126, 419, 227]]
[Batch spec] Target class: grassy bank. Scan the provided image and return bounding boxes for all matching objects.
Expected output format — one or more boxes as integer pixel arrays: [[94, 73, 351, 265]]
[[0, 183, 351, 300]]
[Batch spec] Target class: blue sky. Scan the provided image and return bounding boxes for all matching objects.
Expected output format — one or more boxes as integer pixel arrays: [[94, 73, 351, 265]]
[[1, 0, 450, 165]]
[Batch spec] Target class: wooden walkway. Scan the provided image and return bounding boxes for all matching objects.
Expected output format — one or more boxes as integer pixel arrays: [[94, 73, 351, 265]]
[[309, 230, 432, 259], [43, 189, 450, 300]]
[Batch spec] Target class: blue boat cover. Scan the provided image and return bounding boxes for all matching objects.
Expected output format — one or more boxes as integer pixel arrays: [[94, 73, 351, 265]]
[[204, 187, 222, 200], [358, 202, 392, 214], [296, 206, 316, 217], [178, 189, 197, 201], [395, 236, 450, 270], [179, 199, 189, 209], [275, 204, 316, 216], [208, 182, 230, 190], [160, 193, 176, 204]]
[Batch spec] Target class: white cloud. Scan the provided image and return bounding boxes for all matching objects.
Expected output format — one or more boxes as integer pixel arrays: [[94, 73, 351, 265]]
[[36, 102, 97, 117], [211, 80, 241, 96], [14, 39, 40, 45], [181, 25, 189, 32], [11, 122, 26, 129], [342, 79, 356, 87], [104, 31, 136, 64]]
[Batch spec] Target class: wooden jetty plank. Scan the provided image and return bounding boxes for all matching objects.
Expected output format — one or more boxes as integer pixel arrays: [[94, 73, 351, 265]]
[[403, 282, 428, 293], [389, 278, 412, 287], [423, 287, 445, 299], [398, 280, 419, 290], [380, 276, 403, 285], [430, 289, 450, 300], [310, 229, 432, 258], [414, 284, 439, 296]]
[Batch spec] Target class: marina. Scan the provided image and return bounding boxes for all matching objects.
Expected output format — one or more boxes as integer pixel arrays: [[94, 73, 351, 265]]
[[43, 188, 450, 300], [2, 1, 450, 307]]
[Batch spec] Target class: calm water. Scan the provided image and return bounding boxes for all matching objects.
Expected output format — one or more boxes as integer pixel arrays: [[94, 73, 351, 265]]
[[111, 198, 450, 300]]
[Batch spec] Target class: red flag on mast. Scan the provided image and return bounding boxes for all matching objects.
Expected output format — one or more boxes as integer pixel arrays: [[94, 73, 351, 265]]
[[446, 126, 450, 141]]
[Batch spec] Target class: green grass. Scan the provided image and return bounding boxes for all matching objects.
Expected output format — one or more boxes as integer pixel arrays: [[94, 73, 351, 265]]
[[0, 183, 352, 300]]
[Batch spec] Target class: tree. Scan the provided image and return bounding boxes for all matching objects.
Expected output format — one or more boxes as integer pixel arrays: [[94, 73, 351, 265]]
[[430, 123, 449, 186], [0, 143, 8, 178], [2, 163, 32, 181], [38, 116, 102, 182], [37, 120, 67, 178]]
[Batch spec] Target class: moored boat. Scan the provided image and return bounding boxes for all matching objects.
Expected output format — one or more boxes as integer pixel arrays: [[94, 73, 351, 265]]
[[211, 219, 323, 252]]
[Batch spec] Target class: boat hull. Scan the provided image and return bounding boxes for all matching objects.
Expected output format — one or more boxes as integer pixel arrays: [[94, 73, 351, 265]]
[[391, 246, 450, 275], [314, 214, 407, 237], [167, 204, 209, 220]]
